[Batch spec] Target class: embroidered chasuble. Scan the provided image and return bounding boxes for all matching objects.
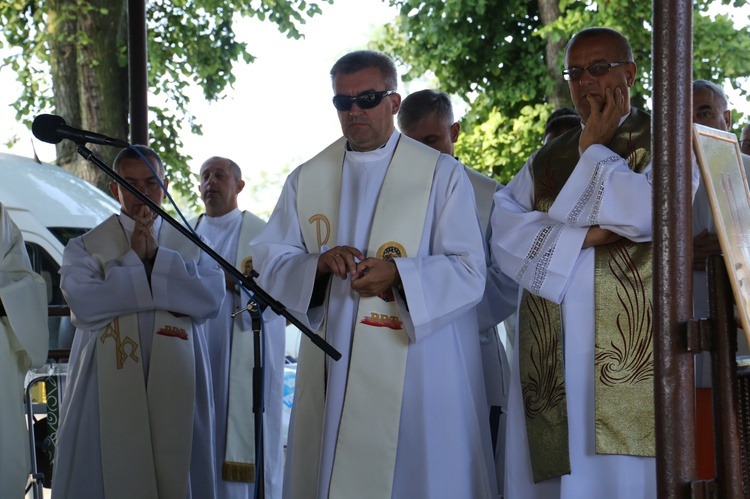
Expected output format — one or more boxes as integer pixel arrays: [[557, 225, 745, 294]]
[[293, 135, 439, 499], [520, 108, 655, 482], [83, 215, 200, 499]]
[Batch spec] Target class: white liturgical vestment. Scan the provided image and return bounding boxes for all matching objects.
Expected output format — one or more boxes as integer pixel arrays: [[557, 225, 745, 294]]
[[491, 117, 700, 498], [53, 213, 224, 499], [251, 131, 498, 499], [194, 208, 286, 499], [0, 202, 48, 499]]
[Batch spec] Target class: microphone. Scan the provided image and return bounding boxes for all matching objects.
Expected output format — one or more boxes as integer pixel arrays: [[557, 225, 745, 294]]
[[32, 114, 130, 148]]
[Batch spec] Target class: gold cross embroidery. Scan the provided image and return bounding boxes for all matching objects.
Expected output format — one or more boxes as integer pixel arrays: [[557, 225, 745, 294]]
[[100, 318, 140, 369]]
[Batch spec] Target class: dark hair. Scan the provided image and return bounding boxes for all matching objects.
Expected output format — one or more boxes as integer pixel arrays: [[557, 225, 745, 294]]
[[397, 89, 454, 133], [113, 145, 164, 176], [545, 107, 579, 127], [330, 50, 398, 91], [566, 27, 633, 62], [544, 115, 582, 143], [692, 79, 728, 112], [202, 156, 242, 180]]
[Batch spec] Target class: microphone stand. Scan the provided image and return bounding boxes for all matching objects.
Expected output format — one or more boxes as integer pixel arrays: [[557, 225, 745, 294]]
[[75, 143, 341, 498]]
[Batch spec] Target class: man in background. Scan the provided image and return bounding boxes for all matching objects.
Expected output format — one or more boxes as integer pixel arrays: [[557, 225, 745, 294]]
[[194, 156, 286, 498], [543, 107, 581, 145], [691, 79, 750, 375], [398, 88, 517, 495], [740, 124, 750, 155]]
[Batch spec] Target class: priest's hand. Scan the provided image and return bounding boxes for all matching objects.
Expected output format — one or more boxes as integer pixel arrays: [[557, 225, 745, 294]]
[[131, 204, 158, 261], [580, 86, 625, 153], [316, 245, 365, 280], [582, 225, 623, 248], [350, 258, 400, 297]]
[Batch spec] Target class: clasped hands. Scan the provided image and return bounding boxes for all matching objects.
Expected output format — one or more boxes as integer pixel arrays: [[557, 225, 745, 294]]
[[316, 245, 400, 297], [131, 204, 158, 262]]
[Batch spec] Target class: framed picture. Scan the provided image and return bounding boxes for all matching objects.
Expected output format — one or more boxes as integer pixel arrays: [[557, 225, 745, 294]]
[[692, 123, 750, 347]]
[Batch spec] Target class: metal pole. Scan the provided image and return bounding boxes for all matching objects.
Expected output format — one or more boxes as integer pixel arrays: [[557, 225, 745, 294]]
[[707, 255, 744, 497], [652, 1, 697, 497], [128, 0, 149, 145]]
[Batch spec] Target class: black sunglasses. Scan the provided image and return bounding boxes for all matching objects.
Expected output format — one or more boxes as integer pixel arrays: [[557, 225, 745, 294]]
[[332, 90, 395, 111]]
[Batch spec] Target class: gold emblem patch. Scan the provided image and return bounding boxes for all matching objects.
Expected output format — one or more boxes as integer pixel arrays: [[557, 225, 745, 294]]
[[376, 242, 406, 303], [241, 256, 254, 275], [376, 241, 406, 261]]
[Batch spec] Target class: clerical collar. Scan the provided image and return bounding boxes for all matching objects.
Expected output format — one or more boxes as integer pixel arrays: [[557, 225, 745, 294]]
[[345, 129, 398, 152], [203, 208, 241, 226]]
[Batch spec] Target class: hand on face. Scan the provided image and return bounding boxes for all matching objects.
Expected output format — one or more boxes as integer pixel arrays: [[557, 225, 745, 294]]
[[579, 86, 626, 153], [131, 204, 158, 261]]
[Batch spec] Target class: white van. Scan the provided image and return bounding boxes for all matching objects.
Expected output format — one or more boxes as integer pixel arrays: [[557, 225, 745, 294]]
[[0, 152, 120, 350]]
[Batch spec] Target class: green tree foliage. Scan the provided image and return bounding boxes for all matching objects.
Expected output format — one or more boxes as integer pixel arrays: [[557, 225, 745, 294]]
[[375, 0, 750, 184], [0, 0, 331, 206]]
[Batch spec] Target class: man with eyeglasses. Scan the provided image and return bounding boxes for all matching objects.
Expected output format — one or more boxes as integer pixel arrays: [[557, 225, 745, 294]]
[[397, 88, 518, 496], [251, 50, 498, 498], [491, 27, 700, 498]]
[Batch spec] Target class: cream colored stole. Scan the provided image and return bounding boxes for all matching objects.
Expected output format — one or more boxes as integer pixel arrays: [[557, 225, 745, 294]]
[[83, 215, 198, 499], [464, 167, 498, 238], [294, 135, 438, 499], [224, 211, 267, 482]]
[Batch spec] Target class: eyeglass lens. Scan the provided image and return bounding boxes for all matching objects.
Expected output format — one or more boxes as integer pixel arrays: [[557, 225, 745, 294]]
[[333, 91, 391, 111], [563, 62, 625, 81]]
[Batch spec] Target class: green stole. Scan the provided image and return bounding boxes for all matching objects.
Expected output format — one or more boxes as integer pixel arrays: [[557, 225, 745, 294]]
[[520, 108, 655, 482]]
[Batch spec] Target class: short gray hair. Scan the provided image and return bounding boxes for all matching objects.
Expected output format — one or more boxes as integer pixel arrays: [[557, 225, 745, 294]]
[[330, 50, 398, 91], [693, 79, 728, 112], [113, 145, 164, 176], [398, 89, 454, 133], [202, 156, 242, 180]]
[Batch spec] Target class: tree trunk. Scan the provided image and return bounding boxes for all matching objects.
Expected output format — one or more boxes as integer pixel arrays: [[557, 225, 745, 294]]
[[47, 0, 81, 171], [75, 0, 129, 190], [47, 0, 128, 191], [538, 0, 572, 110]]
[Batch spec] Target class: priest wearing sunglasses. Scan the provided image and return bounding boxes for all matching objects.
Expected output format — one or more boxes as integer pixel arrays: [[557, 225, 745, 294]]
[[490, 27, 700, 499], [251, 50, 497, 498]]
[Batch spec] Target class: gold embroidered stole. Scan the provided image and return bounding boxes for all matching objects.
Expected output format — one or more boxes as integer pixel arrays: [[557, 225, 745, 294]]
[[83, 215, 198, 499], [293, 135, 438, 499], [520, 108, 655, 482]]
